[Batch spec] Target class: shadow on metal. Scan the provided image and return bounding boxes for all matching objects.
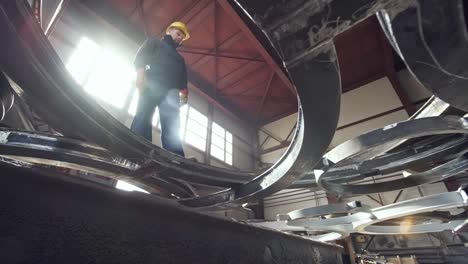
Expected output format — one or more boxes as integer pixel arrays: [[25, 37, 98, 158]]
[[0, 161, 343, 264], [378, 0, 468, 112]]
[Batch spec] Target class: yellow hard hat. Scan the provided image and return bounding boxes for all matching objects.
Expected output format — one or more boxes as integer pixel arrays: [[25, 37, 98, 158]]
[[166, 21, 190, 41]]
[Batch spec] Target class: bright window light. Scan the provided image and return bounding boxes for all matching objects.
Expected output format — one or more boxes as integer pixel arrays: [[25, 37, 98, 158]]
[[210, 122, 233, 165], [67, 37, 135, 109], [183, 107, 207, 151], [115, 180, 149, 193], [66, 37, 100, 85], [83, 50, 134, 108], [211, 145, 224, 161], [179, 104, 189, 139], [128, 90, 139, 116]]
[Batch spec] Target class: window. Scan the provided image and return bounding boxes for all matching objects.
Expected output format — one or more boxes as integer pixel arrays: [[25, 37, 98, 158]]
[[211, 122, 233, 165], [66, 37, 134, 109], [129, 96, 207, 151], [183, 106, 208, 151]]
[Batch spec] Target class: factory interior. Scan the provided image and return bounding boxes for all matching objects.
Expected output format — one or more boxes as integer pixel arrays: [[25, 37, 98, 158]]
[[1, 0, 468, 263]]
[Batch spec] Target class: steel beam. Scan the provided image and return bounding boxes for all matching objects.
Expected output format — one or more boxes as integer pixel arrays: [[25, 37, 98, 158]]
[[179, 48, 264, 62], [189, 30, 245, 69], [261, 141, 291, 155]]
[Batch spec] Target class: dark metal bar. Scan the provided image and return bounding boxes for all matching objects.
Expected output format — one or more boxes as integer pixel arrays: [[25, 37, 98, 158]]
[[261, 141, 291, 155], [366, 194, 384, 206], [259, 128, 282, 143], [179, 49, 264, 62], [363, 235, 376, 251], [259, 134, 270, 149], [283, 123, 297, 145], [393, 189, 404, 203]]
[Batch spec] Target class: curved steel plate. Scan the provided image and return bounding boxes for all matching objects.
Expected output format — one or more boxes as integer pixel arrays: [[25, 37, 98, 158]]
[[379, 0, 468, 111], [0, 1, 340, 207]]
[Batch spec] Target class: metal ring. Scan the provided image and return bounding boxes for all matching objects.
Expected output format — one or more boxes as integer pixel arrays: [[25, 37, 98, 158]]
[[250, 220, 351, 242], [361, 220, 467, 235], [287, 201, 367, 220], [353, 188, 468, 233], [0, 129, 197, 198], [287, 190, 468, 240], [378, 0, 468, 112], [317, 116, 468, 195], [0, 1, 340, 208]]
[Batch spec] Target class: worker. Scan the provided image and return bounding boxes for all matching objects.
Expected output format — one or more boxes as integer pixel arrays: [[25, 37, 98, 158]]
[[130, 21, 190, 157]]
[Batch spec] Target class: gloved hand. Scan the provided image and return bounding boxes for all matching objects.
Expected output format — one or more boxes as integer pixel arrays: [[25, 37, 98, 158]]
[[179, 88, 188, 105]]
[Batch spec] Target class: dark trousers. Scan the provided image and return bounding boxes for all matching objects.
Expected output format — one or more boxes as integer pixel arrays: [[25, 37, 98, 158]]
[[130, 86, 185, 157]]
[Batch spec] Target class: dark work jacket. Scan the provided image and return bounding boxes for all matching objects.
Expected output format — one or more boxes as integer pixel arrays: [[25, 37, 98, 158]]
[[133, 35, 187, 91]]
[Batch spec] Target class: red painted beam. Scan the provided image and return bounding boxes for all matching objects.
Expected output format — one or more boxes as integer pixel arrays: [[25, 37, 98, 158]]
[[155, 0, 203, 36], [179, 48, 264, 62], [223, 95, 293, 105], [256, 72, 275, 123], [216, 0, 295, 96], [184, 1, 215, 32], [217, 61, 265, 90], [220, 80, 267, 96], [189, 30, 245, 69]]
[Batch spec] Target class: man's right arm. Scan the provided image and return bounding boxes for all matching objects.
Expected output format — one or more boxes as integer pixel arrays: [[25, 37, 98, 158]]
[[133, 38, 154, 92]]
